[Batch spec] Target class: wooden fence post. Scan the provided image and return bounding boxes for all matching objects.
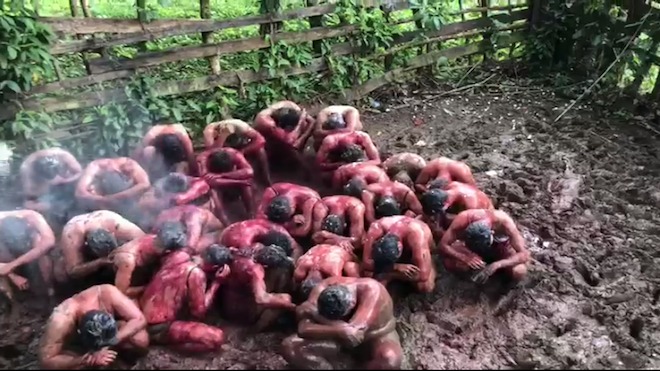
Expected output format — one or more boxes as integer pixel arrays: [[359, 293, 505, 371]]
[[69, 0, 79, 17], [260, 0, 282, 36], [308, 0, 323, 54], [136, 0, 147, 51], [201, 0, 221, 74], [480, 0, 490, 61]]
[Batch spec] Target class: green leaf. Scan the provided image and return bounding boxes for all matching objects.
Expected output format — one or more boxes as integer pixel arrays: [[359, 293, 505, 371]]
[[0, 80, 21, 93], [7, 46, 18, 60]]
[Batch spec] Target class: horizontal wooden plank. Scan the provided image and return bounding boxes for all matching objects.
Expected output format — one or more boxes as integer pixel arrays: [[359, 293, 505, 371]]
[[29, 70, 135, 95], [87, 24, 357, 74], [451, 4, 527, 15]]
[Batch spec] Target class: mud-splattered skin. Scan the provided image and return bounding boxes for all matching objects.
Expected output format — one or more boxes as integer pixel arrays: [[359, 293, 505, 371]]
[[440, 209, 530, 283], [315, 131, 381, 173], [312, 105, 363, 150], [331, 163, 389, 191], [415, 156, 477, 192], [197, 147, 255, 224], [256, 183, 321, 238], [361, 181, 423, 224], [311, 196, 366, 249], [108, 235, 164, 297], [219, 219, 302, 261], [132, 124, 198, 177], [152, 205, 223, 252], [293, 244, 361, 285], [75, 157, 151, 212], [140, 251, 228, 353], [381, 152, 427, 189], [39, 284, 148, 370], [253, 101, 315, 151], [362, 216, 435, 292], [282, 277, 401, 370]]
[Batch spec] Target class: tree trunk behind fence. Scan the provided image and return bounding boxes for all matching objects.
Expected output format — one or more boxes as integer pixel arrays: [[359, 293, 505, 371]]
[[136, 0, 147, 51], [201, 0, 221, 75], [69, 0, 79, 17]]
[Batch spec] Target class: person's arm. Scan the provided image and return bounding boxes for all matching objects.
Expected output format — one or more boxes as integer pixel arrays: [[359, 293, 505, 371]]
[[456, 163, 477, 186], [75, 163, 105, 202], [183, 211, 204, 249], [344, 108, 360, 131], [292, 261, 309, 283], [112, 247, 137, 294], [204, 211, 224, 231], [406, 225, 432, 283], [345, 285, 379, 331], [331, 168, 345, 190], [439, 213, 473, 265], [3, 213, 56, 272], [295, 280, 329, 321], [187, 267, 226, 319], [178, 131, 198, 176], [315, 139, 336, 171], [251, 264, 295, 310], [39, 314, 89, 370], [361, 191, 377, 224], [107, 285, 147, 344], [348, 203, 366, 245], [203, 123, 219, 148], [131, 127, 159, 161], [361, 224, 384, 273], [414, 165, 433, 189], [360, 135, 381, 164], [241, 129, 266, 154], [113, 221, 145, 242], [19, 154, 38, 197], [310, 202, 329, 236], [491, 213, 530, 271], [62, 225, 107, 279], [289, 198, 318, 237], [105, 161, 151, 201], [255, 187, 277, 219], [403, 189, 423, 215], [174, 179, 210, 205], [52, 151, 83, 184], [297, 319, 352, 341], [196, 151, 211, 176]]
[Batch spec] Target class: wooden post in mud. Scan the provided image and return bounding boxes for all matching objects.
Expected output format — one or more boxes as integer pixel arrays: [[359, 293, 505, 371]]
[[479, 0, 490, 61], [201, 0, 221, 75]]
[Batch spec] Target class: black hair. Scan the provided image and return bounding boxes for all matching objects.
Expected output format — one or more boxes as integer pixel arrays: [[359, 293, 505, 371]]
[[156, 221, 188, 251], [0, 216, 33, 256], [204, 244, 233, 266], [300, 275, 323, 300], [421, 189, 448, 216], [84, 229, 118, 258], [225, 133, 250, 149], [321, 214, 345, 236], [338, 144, 366, 163], [208, 150, 234, 173], [464, 221, 493, 256], [343, 177, 366, 198], [322, 112, 346, 130], [77, 310, 118, 351], [160, 173, 190, 194], [372, 233, 401, 273], [317, 285, 353, 320], [152, 133, 186, 164], [98, 171, 133, 195], [375, 196, 401, 218], [256, 230, 293, 256], [33, 156, 61, 181], [272, 107, 301, 131], [254, 244, 292, 268], [428, 179, 449, 190], [265, 196, 292, 224]]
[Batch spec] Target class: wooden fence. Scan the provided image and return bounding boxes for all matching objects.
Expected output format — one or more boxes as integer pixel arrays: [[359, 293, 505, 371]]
[[0, 0, 532, 122]]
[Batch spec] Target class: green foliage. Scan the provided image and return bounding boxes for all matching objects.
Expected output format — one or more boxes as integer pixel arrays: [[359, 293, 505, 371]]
[[0, 8, 55, 96], [408, 0, 455, 31]]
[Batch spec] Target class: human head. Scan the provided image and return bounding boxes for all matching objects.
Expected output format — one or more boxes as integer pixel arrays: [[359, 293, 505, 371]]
[[272, 107, 301, 131], [464, 221, 493, 255], [33, 156, 61, 181], [152, 133, 186, 164], [321, 214, 345, 236], [0, 216, 33, 256], [421, 188, 448, 216], [323, 112, 346, 130], [265, 196, 292, 223], [343, 177, 366, 198], [203, 244, 233, 271], [98, 171, 133, 195], [375, 196, 401, 218], [208, 150, 234, 173], [256, 230, 293, 256], [317, 285, 355, 320], [254, 244, 293, 269], [225, 133, 250, 149], [156, 221, 188, 251], [372, 233, 401, 273], [161, 173, 189, 194], [338, 144, 366, 163], [84, 229, 118, 258], [428, 179, 449, 190], [77, 310, 118, 351], [299, 275, 323, 301]]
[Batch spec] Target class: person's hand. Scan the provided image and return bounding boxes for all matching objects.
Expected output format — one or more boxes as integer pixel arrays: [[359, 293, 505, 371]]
[[338, 240, 354, 253], [342, 325, 365, 347], [396, 264, 420, 279], [215, 265, 231, 280], [0, 263, 14, 276], [472, 263, 499, 284], [85, 348, 117, 367], [311, 231, 326, 244], [292, 215, 305, 226], [464, 255, 485, 270], [9, 275, 29, 290], [296, 302, 316, 319]]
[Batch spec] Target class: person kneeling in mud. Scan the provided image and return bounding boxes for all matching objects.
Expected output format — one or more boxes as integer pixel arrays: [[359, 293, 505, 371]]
[[75, 157, 151, 214], [257, 182, 321, 239], [39, 284, 148, 370], [20, 148, 83, 229], [361, 181, 423, 224], [133, 123, 197, 179], [58, 210, 144, 287], [282, 276, 402, 370], [0, 210, 57, 318], [440, 209, 530, 284], [333, 162, 389, 197], [152, 205, 224, 252], [141, 173, 215, 219], [219, 219, 303, 260], [315, 131, 381, 181], [312, 105, 362, 151], [140, 244, 231, 353], [203, 119, 272, 185], [415, 156, 477, 192], [293, 244, 361, 302], [197, 147, 255, 224], [381, 152, 426, 190], [310, 195, 366, 250], [362, 216, 435, 293]]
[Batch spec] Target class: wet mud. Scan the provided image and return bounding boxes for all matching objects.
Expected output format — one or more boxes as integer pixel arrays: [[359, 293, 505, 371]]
[[3, 83, 660, 369]]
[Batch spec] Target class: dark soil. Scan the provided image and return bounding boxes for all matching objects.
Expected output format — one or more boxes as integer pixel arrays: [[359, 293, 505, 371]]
[[3, 78, 660, 369]]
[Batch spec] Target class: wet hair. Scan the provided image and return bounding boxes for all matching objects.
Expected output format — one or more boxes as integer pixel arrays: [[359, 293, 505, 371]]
[[0, 216, 33, 256], [98, 171, 133, 195], [321, 214, 345, 236], [152, 133, 186, 164], [84, 229, 118, 258], [375, 196, 401, 218], [339, 144, 366, 163], [421, 189, 448, 216], [77, 310, 118, 351], [204, 244, 233, 266], [156, 221, 188, 251], [256, 231, 293, 256], [343, 177, 366, 198], [272, 107, 301, 131], [208, 150, 234, 173], [33, 156, 61, 180], [254, 244, 291, 268], [372, 233, 401, 273], [300, 275, 323, 300], [464, 221, 493, 255], [161, 173, 189, 194], [322, 112, 346, 130], [225, 133, 250, 149], [265, 196, 292, 223], [428, 179, 449, 190], [317, 285, 353, 320]]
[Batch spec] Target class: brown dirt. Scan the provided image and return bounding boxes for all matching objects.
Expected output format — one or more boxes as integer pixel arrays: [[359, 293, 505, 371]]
[[4, 80, 660, 369]]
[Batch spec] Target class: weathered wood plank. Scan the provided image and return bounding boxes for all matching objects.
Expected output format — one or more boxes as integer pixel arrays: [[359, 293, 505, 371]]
[[451, 4, 527, 15], [30, 70, 135, 94]]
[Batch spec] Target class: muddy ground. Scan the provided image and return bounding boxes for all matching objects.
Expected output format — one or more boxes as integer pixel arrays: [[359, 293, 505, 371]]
[[3, 73, 660, 369]]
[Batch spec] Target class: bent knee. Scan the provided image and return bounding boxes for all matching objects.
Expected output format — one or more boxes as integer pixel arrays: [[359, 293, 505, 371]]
[[374, 346, 402, 370], [281, 336, 304, 361], [510, 264, 528, 281], [131, 329, 150, 350], [208, 328, 225, 347], [417, 279, 435, 294]]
